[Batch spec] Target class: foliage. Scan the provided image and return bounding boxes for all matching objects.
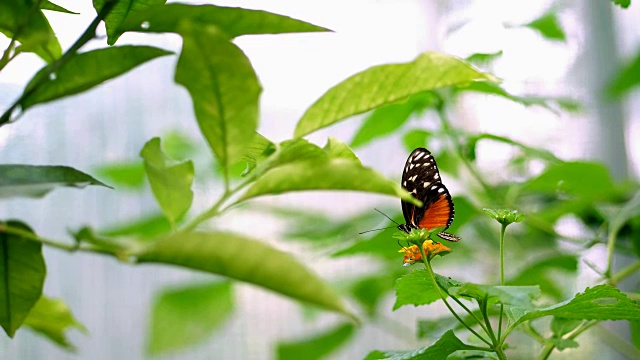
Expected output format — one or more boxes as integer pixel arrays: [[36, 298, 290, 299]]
[[1, 1, 639, 359]]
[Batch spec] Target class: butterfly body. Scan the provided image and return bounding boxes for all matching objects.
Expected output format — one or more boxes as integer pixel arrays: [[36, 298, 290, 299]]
[[399, 148, 460, 242]]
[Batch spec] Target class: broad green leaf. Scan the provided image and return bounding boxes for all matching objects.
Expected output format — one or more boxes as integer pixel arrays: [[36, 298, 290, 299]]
[[551, 317, 582, 338], [0, 165, 110, 199], [21, 45, 172, 110], [41, 1, 78, 14], [135, 231, 352, 317], [402, 130, 432, 153], [147, 282, 233, 355], [0, 221, 46, 337], [238, 158, 420, 206], [463, 132, 561, 163], [509, 255, 578, 300], [393, 270, 460, 310], [509, 284, 640, 327], [249, 139, 327, 179], [612, 0, 631, 9], [457, 82, 578, 113], [161, 130, 199, 161], [100, 213, 171, 239], [295, 52, 496, 138], [24, 296, 87, 351], [0, 0, 61, 62], [523, 162, 617, 200], [417, 314, 481, 339], [364, 330, 476, 360], [523, 12, 566, 42], [608, 191, 640, 240], [118, 3, 330, 38], [93, 0, 166, 45], [175, 24, 261, 169], [241, 132, 276, 176], [449, 284, 540, 309], [348, 274, 397, 317], [465, 51, 503, 67], [140, 138, 194, 226], [93, 161, 145, 190], [350, 92, 438, 148], [277, 323, 354, 360], [324, 136, 360, 163]]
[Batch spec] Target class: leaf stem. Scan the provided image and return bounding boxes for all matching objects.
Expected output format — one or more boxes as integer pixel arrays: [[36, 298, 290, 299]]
[[537, 320, 598, 360], [498, 223, 506, 340], [180, 176, 254, 232], [609, 260, 640, 286], [447, 293, 490, 334], [0, 223, 123, 259], [0, 0, 44, 72], [0, 0, 118, 127], [417, 244, 492, 347]]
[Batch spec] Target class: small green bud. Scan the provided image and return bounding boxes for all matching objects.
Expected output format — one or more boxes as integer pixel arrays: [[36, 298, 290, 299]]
[[482, 208, 525, 226]]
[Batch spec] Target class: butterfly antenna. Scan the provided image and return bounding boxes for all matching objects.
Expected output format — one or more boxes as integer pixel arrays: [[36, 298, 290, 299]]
[[374, 208, 400, 226], [358, 226, 396, 235]]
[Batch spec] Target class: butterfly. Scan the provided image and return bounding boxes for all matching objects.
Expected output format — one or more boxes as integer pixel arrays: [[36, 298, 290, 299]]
[[397, 147, 460, 242]]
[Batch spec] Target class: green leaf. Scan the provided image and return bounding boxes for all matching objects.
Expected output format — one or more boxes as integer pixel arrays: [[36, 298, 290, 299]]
[[24, 296, 87, 351], [402, 130, 432, 153], [523, 162, 617, 200], [21, 45, 172, 110], [612, 0, 631, 9], [135, 231, 352, 317], [241, 132, 276, 176], [508, 254, 578, 300], [118, 3, 330, 38], [324, 136, 360, 163], [0, 221, 46, 337], [295, 52, 497, 138], [93, 161, 145, 190], [482, 208, 525, 226], [457, 82, 577, 113], [450, 284, 541, 309], [551, 317, 582, 338], [41, 1, 78, 14], [523, 12, 566, 42], [161, 130, 199, 161], [463, 132, 561, 163], [348, 274, 397, 317], [608, 191, 640, 241], [465, 51, 503, 67], [100, 213, 172, 239], [238, 157, 419, 205], [0, 0, 61, 62], [364, 330, 476, 360], [350, 92, 438, 148], [607, 51, 640, 96], [147, 281, 233, 356], [546, 337, 579, 350], [140, 137, 194, 226], [175, 24, 261, 170], [93, 0, 166, 45], [509, 285, 640, 327], [0, 165, 110, 199], [417, 315, 475, 339], [393, 270, 460, 310], [276, 323, 354, 360]]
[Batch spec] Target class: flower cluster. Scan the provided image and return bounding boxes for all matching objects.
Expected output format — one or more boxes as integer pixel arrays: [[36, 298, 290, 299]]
[[399, 240, 451, 266]]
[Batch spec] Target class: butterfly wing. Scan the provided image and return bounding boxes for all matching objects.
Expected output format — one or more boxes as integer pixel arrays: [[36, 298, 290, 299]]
[[400, 148, 456, 235]]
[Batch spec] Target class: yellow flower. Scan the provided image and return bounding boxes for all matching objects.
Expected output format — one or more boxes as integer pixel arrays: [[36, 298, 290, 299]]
[[399, 240, 451, 266]]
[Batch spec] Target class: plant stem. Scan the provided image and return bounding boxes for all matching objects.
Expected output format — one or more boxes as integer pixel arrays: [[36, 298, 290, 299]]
[[498, 223, 507, 340], [418, 245, 492, 347], [0, 224, 123, 259], [180, 176, 254, 232], [537, 320, 598, 360], [609, 260, 640, 286], [0, 0, 118, 127], [605, 230, 616, 278], [447, 293, 490, 334]]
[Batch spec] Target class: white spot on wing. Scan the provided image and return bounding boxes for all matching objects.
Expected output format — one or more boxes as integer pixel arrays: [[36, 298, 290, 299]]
[[414, 152, 424, 160], [431, 185, 437, 190], [434, 173, 439, 180], [438, 188, 445, 193], [409, 175, 417, 182], [403, 181, 407, 186], [410, 163, 415, 169], [423, 181, 431, 188]]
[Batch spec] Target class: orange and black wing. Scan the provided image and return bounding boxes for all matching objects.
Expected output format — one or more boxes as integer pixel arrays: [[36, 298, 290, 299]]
[[400, 148, 459, 241]]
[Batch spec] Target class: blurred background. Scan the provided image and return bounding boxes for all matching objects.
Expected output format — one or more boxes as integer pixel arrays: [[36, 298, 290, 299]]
[[1, 0, 639, 359]]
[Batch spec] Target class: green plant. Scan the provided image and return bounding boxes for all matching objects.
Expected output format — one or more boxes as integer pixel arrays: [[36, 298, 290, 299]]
[[2, 1, 640, 359]]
